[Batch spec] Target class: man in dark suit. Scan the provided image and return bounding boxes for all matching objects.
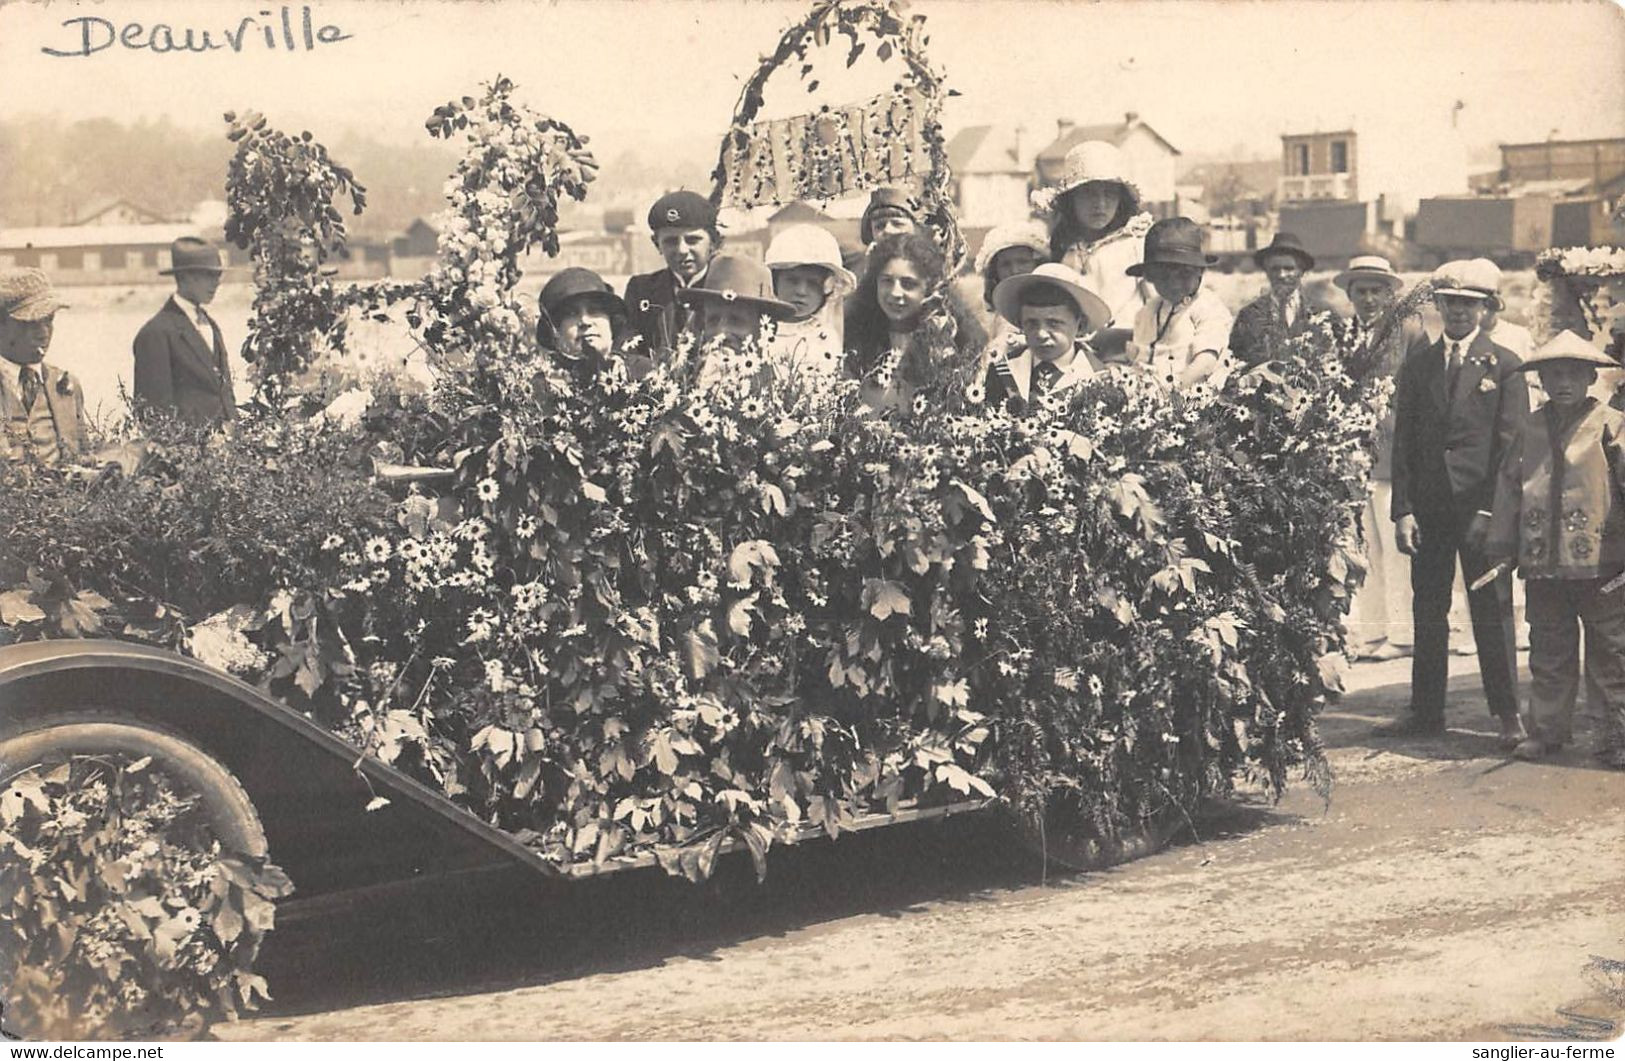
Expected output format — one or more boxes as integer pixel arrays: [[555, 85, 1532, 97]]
[[622, 191, 720, 354], [132, 237, 236, 425], [1381, 261, 1527, 743], [1229, 232, 1335, 365]]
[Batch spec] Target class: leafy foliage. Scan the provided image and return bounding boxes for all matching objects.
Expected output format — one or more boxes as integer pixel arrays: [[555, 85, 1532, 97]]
[[0, 754, 292, 1039]]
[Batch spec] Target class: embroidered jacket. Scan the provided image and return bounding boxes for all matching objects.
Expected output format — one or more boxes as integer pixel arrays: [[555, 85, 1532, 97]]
[[1487, 397, 1625, 580]]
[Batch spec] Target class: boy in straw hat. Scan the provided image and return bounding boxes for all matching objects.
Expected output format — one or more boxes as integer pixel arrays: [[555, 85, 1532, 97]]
[[1486, 330, 1625, 766], [133, 236, 236, 425], [763, 224, 856, 380], [982, 263, 1114, 415], [0, 267, 87, 467], [1124, 217, 1233, 391]]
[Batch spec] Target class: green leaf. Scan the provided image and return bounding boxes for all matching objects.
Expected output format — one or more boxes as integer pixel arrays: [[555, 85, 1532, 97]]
[[863, 579, 911, 621], [0, 589, 46, 625], [682, 621, 720, 680], [727, 593, 757, 637]]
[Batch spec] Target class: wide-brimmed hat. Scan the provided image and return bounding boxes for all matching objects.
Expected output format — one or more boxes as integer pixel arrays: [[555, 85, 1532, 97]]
[[1053, 140, 1143, 209], [1125, 217, 1218, 275], [675, 255, 797, 320], [648, 190, 717, 233], [992, 263, 1111, 332], [859, 187, 922, 244], [1430, 259, 1496, 303], [539, 267, 628, 323], [764, 224, 856, 294], [1253, 232, 1315, 271], [974, 219, 1051, 276], [1516, 329, 1618, 372], [1334, 255, 1403, 293], [159, 236, 224, 275], [0, 267, 69, 321]]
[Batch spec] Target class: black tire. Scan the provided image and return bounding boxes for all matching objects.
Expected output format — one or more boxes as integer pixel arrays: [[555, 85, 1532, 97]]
[[1012, 805, 1179, 873], [0, 712, 267, 858]]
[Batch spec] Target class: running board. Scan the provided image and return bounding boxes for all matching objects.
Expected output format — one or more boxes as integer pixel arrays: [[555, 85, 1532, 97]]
[[559, 796, 997, 879]]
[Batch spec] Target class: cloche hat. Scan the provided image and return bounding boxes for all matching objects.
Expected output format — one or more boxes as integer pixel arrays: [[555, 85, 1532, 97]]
[[159, 236, 225, 275], [992, 262, 1111, 332], [0, 268, 69, 321], [675, 255, 796, 320], [764, 224, 856, 294], [539, 267, 628, 323], [860, 187, 922, 245], [974, 219, 1051, 276], [1334, 255, 1404, 293], [1125, 217, 1218, 275], [1515, 329, 1618, 372]]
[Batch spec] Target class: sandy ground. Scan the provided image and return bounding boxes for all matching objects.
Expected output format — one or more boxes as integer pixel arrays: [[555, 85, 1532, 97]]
[[220, 652, 1625, 1042]]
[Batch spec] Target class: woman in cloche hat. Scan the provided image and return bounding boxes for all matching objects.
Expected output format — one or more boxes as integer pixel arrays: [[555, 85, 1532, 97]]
[[1124, 217, 1233, 391], [1036, 140, 1155, 341], [536, 267, 649, 379]]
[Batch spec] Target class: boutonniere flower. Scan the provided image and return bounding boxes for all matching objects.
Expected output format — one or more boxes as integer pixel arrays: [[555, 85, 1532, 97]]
[[1477, 374, 1498, 393], [54, 373, 73, 397]]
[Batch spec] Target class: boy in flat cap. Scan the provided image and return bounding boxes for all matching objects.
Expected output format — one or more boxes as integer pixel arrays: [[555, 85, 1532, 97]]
[[132, 236, 237, 425], [0, 268, 87, 467], [623, 191, 722, 354], [1486, 331, 1625, 766]]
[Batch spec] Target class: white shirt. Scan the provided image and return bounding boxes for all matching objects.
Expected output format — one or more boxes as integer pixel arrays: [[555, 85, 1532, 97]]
[[1441, 327, 1479, 370], [1129, 288, 1234, 390], [171, 294, 215, 348], [1274, 288, 1302, 329]]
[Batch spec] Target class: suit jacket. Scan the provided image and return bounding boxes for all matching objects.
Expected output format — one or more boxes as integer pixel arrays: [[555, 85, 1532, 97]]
[[623, 269, 692, 355], [0, 361, 88, 464], [1229, 288, 1333, 367], [1390, 330, 1527, 523], [132, 298, 237, 424]]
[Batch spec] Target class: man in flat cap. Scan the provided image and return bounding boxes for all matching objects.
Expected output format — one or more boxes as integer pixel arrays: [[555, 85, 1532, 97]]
[[0, 268, 87, 467], [132, 236, 236, 425], [622, 191, 722, 353]]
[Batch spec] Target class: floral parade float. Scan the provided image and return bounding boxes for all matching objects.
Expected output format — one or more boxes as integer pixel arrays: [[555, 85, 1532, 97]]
[[0, 0, 1405, 1039]]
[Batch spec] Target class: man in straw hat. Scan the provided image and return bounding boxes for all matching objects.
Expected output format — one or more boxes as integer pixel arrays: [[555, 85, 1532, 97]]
[[132, 236, 236, 425], [1485, 330, 1625, 766], [982, 262, 1115, 414], [1229, 232, 1332, 366], [0, 267, 87, 467], [1336, 255, 1419, 660], [1380, 259, 1527, 743], [1124, 217, 1234, 391], [624, 190, 723, 354]]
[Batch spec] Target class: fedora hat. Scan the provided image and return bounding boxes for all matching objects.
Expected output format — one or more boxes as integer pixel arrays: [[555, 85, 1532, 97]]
[[0, 267, 69, 321], [675, 255, 796, 320], [1125, 217, 1217, 275], [1254, 232, 1315, 271], [1430, 259, 1496, 303], [764, 224, 856, 294], [539, 267, 627, 323], [159, 236, 224, 275], [860, 187, 922, 244], [1515, 329, 1618, 372], [992, 263, 1111, 332], [1334, 255, 1403, 293]]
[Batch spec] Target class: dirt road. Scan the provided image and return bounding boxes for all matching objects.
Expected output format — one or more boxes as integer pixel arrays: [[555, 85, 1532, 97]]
[[224, 655, 1625, 1041]]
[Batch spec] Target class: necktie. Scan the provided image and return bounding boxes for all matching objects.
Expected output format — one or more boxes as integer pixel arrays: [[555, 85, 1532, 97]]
[[1033, 359, 1061, 397], [1446, 341, 1464, 399], [18, 365, 40, 411]]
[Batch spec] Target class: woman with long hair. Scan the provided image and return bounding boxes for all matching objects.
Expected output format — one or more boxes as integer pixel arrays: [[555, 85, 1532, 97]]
[[844, 232, 986, 410], [1039, 140, 1154, 351]]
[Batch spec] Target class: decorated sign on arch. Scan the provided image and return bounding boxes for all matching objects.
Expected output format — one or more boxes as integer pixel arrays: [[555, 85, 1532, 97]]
[[719, 86, 929, 206]]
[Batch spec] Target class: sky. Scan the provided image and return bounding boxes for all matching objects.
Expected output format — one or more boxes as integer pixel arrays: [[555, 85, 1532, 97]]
[[2, 0, 1623, 166]]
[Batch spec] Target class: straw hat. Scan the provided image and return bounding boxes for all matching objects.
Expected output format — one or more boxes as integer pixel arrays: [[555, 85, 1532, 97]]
[[0, 268, 69, 321], [764, 224, 856, 294], [974, 219, 1051, 276], [675, 255, 797, 319], [1334, 255, 1403, 293], [1515, 329, 1618, 372], [1053, 141, 1143, 207], [992, 263, 1111, 332]]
